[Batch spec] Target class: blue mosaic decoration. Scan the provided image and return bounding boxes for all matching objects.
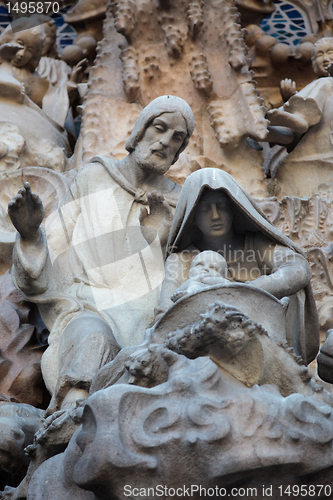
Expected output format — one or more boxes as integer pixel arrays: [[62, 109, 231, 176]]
[[260, 0, 311, 45]]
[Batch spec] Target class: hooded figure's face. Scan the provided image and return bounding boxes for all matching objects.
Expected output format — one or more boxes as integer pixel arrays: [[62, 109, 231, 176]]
[[134, 111, 187, 175], [194, 190, 234, 241]]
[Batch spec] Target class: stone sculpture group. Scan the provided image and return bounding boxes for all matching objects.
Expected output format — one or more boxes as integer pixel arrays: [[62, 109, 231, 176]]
[[2, 1, 333, 498]]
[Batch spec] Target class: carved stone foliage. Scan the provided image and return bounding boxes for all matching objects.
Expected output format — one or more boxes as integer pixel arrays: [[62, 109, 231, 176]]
[[256, 185, 333, 340], [0, 272, 49, 408], [27, 352, 333, 498], [0, 295, 330, 496], [81, 0, 270, 196]]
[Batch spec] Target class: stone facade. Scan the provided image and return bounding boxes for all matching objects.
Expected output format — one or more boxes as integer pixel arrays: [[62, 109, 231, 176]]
[[2, 0, 333, 497]]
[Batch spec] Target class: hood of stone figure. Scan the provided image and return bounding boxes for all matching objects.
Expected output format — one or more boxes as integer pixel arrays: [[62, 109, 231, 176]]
[[166, 167, 304, 257]]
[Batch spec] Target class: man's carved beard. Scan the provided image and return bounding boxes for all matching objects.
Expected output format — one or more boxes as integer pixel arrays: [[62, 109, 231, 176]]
[[134, 141, 174, 175]]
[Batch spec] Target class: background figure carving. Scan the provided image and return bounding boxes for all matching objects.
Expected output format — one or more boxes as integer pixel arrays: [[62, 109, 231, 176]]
[[266, 37, 333, 197], [0, 17, 87, 130]]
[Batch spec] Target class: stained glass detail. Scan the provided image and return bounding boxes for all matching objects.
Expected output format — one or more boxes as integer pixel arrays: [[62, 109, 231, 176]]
[[0, 5, 12, 36], [260, 0, 311, 46], [51, 7, 77, 54]]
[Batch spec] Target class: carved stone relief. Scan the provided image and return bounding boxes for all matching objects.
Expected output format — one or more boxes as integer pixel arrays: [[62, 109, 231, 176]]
[[26, 351, 333, 499], [0, 271, 49, 408], [256, 185, 333, 342], [80, 0, 270, 197], [2, 0, 333, 497]]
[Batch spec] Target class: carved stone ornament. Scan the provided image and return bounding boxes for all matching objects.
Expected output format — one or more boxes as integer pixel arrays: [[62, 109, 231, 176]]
[[4, 0, 333, 497]]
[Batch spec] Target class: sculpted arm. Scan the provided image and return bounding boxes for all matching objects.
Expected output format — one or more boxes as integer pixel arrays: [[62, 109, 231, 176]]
[[267, 80, 326, 137], [8, 183, 49, 295], [9, 180, 81, 296], [248, 234, 312, 299], [155, 252, 192, 320]]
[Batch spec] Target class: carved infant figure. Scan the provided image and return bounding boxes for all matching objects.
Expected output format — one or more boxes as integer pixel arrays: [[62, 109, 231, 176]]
[[171, 250, 229, 302]]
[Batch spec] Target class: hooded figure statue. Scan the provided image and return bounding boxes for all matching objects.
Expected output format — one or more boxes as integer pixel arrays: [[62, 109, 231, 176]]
[[157, 168, 319, 365]]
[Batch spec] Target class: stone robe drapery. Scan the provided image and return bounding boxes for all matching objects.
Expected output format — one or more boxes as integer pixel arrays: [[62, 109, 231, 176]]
[[12, 156, 177, 394], [38, 57, 71, 128]]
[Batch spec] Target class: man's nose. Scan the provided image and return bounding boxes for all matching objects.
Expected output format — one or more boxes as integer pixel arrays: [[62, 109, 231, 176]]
[[159, 130, 173, 147], [16, 48, 24, 57]]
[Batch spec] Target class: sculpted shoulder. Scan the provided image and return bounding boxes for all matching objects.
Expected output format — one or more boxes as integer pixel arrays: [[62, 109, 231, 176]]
[[71, 160, 118, 196]]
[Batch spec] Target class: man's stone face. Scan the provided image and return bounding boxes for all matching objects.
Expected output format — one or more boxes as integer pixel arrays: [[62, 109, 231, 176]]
[[314, 40, 333, 76], [134, 111, 187, 174]]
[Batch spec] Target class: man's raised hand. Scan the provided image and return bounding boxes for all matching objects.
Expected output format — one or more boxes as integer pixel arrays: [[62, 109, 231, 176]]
[[8, 182, 45, 241]]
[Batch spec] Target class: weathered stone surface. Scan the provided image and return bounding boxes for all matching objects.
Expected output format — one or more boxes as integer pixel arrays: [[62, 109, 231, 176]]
[[26, 353, 333, 499], [0, 271, 49, 408], [80, 0, 269, 197], [3, 1, 333, 496], [0, 403, 44, 487]]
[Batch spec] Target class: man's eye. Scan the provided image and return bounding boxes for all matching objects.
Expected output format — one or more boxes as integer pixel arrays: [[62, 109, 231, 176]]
[[154, 125, 164, 132], [173, 134, 183, 142]]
